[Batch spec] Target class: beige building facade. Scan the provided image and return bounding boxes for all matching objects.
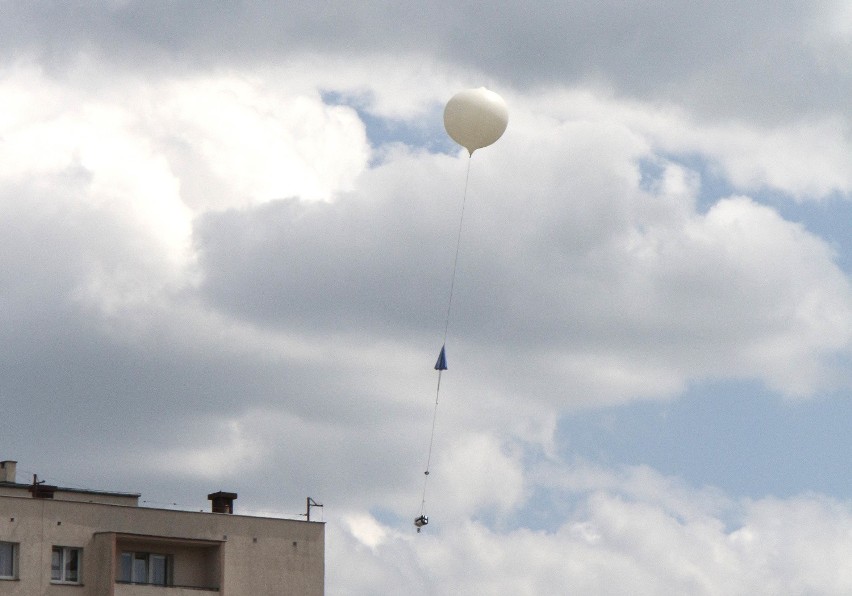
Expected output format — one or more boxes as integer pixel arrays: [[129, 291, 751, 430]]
[[0, 461, 324, 595]]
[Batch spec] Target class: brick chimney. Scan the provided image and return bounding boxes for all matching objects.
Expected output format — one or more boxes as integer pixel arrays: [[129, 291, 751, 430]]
[[208, 491, 238, 514], [0, 461, 16, 483]]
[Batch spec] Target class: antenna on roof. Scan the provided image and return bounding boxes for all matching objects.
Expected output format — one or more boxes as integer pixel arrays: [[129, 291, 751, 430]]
[[305, 497, 323, 522]]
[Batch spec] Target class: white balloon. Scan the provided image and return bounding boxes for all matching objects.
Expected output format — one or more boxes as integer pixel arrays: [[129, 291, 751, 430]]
[[443, 88, 508, 155]]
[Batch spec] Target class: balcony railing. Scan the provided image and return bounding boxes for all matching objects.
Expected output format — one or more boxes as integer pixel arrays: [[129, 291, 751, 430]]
[[115, 580, 219, 593]]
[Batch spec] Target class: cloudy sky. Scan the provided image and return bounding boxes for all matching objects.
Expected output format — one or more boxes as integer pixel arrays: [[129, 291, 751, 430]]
[[2, 1, 852, 593]]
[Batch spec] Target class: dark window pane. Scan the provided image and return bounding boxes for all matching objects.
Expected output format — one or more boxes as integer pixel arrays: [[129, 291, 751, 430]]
[[119, 552, 132, 582], [133, 553, 148, 583], [151, 555, 167, 585], [1, 543, 15, 578]]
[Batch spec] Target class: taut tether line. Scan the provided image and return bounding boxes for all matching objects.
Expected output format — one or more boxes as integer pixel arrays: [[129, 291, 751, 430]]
[[415, 88, 508, 533]]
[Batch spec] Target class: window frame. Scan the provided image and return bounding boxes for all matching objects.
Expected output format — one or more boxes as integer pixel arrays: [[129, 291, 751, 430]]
[[118, 550, 172, 586], [51, 545, 83, 584], [0, 541, 18, 580]]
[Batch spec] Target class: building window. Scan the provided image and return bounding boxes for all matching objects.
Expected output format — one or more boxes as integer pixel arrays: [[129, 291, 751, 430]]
[[119, 551, 171, 586], [0, 541, 18, 580], [51, 546, 82, 584]]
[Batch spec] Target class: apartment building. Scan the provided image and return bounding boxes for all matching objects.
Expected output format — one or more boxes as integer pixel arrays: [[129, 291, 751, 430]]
[[0, 460, 324, 595]]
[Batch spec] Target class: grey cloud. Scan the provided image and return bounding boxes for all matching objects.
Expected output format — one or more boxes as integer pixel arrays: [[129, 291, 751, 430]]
[[2, 1, 847, 124], [193, 167, 463, 342]]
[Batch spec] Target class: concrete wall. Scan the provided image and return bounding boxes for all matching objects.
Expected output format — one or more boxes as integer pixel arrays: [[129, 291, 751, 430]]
[[116, 585, 217, 596], [0, 494, 324, 596], [90, 532, 115, 596]]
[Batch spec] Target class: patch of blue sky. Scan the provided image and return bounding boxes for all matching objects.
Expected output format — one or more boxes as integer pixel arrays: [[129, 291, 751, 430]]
[[321, 91, 458, 160], [556, 379, 852, 500], [773, 195, 852, 273], [496, 483, 587, 534], [637, 156, 667, 195], [370, 505, 405, 528], [640, 153, 852, 272], [638, 153, 736, 215]]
